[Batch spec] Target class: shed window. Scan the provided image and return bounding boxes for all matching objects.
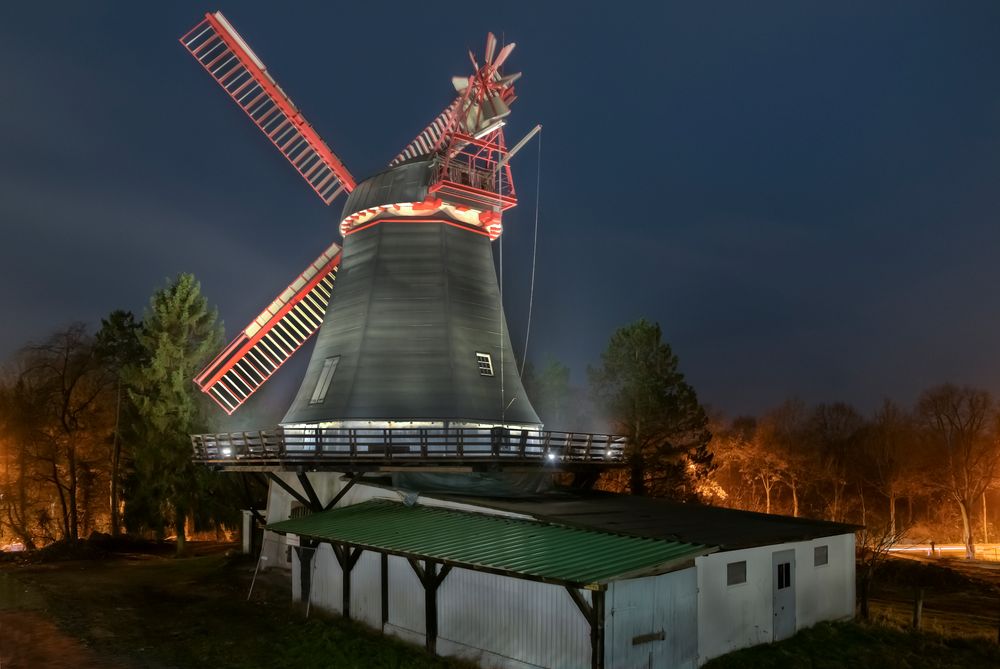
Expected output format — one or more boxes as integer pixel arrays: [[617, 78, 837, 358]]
[[726, 560, 747, 586], [777, 562, 791, 589], [309, 356, 339, 405], [814, 545, 829, 566], [476, 352, 494, 376]]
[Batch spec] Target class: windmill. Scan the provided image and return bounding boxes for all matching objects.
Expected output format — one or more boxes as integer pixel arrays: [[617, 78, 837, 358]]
[[181, 11, 540, 432], [181, 11, 625, 483]]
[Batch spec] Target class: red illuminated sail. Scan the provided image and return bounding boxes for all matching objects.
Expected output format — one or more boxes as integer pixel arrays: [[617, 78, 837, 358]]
[[180, 12, 355, 204], [194, 243, 341, 414]]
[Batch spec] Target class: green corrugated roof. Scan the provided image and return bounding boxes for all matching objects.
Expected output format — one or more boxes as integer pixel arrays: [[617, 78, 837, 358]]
[[267, 499, 710, 587]]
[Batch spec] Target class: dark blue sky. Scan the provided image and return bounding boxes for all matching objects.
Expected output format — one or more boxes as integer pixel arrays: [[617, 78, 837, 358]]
[[3, 1, 1000, 423]]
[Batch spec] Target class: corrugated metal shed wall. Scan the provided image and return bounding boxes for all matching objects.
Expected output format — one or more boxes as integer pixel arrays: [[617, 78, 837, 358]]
[[350, 551, 382, 630], [437, 569, 590, 669], [606, 569, 698, 669], [309, 544, 342, 610], [385, 554, 427, 644]]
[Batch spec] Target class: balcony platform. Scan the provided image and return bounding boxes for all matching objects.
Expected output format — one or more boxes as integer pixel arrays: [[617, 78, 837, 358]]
[[191, 427, 627, 473]]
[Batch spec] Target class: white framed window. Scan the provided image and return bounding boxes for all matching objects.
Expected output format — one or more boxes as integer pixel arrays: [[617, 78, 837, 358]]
[[309, 356, 340, 405], [726, 560, 747, 586], [814, 545, 829, 566], [476, 352, 494, 377]]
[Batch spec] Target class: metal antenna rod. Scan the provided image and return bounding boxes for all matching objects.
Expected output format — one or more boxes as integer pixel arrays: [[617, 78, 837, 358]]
[[492, 124, 542, 177]]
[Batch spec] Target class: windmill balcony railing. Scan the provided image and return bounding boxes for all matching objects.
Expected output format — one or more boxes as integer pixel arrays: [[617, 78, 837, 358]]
[[191, 427, 626, 467], [444, 163, 505, 194]]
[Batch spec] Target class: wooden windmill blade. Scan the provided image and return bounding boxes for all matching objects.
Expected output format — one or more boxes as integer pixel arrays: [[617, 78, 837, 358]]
[[180, 12, 355, 204], [389, 97, 463, 166], [194, 243, 341, 414]]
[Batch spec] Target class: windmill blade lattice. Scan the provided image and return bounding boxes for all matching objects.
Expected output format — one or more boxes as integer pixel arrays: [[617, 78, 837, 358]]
[[180, 12, 356, 204], [194, 243, 341, 414]]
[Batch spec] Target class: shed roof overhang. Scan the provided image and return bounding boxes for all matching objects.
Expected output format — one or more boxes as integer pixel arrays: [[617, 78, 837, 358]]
[[266, 499, 713, 590]]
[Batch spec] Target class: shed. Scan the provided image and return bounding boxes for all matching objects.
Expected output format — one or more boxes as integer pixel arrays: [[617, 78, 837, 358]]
[[261, 474, 858, 667]]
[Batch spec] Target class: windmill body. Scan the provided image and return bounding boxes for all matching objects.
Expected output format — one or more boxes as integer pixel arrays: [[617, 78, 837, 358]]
[[283, 158, 539, 429]]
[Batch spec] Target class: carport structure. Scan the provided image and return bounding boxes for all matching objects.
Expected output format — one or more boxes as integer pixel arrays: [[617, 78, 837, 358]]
[[268, 499, 712, 668]]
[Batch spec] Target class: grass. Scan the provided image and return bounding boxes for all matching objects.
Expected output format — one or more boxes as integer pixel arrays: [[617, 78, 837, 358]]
[[705, 555, 1000, 668], [6, 548, 1000, 668], [703, 619, 1000, 669], [2, 548, 475, 669]]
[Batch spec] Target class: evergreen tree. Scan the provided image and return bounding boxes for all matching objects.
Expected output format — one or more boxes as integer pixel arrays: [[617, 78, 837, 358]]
[[126, 274, 223, 553], [95, 310, 144, 537], [589, 319, 711, 497]]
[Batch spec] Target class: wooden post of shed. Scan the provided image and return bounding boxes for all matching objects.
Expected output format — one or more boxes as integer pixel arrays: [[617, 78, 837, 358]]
[[408, 558, 452, 655], [566, 586, 606, 669], [331, 543, 364, 619]]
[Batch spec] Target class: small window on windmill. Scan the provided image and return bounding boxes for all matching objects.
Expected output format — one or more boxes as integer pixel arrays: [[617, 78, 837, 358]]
[[309, 356, 340, 405], [476, 352, 494, 377]]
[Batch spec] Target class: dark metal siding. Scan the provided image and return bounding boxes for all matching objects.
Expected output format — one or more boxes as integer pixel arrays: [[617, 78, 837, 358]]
[[282, 219, 540, 426], [340, 159, 434, 218]]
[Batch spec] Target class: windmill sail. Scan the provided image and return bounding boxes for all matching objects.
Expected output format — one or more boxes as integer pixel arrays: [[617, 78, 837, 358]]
[[195, 243, 341, 414], [389, 97, 461, 166], [180, 12, 355, 204]]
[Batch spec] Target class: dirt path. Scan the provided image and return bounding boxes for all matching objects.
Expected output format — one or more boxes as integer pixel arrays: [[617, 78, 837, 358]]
[[0, 611, 121, 669]]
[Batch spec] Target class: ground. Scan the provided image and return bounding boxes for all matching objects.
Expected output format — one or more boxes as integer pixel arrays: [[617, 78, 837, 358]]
[[0, 542, 474, 669], [2, 545, 999, 668]]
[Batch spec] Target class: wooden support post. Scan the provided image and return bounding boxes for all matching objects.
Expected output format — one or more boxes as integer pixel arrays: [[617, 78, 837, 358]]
[[566, 586, 606, 669], [592, 590, 605, 667], [296, 471, 323, 511], [324, 473, 363, 511], [295, 539, 318, 605], [407, 558, 452, 655], [267, 472, 313, 510], [331, 543, 364, 619], [912, 587, 924, 629]]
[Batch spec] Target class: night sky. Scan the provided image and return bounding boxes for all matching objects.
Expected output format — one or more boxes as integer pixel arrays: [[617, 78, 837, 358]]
[[3, 1, 1000, 425]]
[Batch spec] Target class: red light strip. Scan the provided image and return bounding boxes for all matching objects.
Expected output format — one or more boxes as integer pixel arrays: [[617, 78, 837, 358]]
[[343, 217, 491, 238]]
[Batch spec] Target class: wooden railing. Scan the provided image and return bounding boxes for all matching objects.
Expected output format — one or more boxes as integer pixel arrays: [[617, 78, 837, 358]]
[[191, 426, 626, 467]]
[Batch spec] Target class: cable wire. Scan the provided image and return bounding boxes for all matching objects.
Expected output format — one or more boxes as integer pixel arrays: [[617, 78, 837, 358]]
[[520, 130, 542, 375]]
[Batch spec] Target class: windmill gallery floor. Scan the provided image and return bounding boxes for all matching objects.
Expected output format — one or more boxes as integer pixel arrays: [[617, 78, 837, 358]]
[[2, 545, 999, 669]]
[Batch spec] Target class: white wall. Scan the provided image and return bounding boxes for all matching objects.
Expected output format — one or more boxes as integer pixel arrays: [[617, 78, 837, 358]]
[[606, 568, 698, 669], [695, 533, 855, 664], [384, 554, 426, 646], [437, 569, 591, 669]]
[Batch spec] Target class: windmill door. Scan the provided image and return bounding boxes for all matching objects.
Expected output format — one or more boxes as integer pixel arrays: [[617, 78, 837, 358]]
[[772, 549, 796, 641]]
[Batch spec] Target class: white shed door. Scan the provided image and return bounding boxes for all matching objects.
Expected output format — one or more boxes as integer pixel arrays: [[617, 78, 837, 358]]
[[609, 570, 697, 669], [772, 549, 796, 641]]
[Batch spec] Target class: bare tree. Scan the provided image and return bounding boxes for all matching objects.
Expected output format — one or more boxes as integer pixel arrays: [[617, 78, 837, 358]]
[[807, 403, 866, 522], [0, 373, 46, 549], [856, 520, 911, 620], [760, 400, 809, 517], [18, 325, 114, 542], [915, 384, 1000, 559], [866, 399, 919, 534]]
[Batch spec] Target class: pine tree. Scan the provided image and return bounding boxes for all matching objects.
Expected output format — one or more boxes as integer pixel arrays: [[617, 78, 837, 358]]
[[589, 319, 712, 497], [95, 310, 144, 538], [126, 274, 223, 553]]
